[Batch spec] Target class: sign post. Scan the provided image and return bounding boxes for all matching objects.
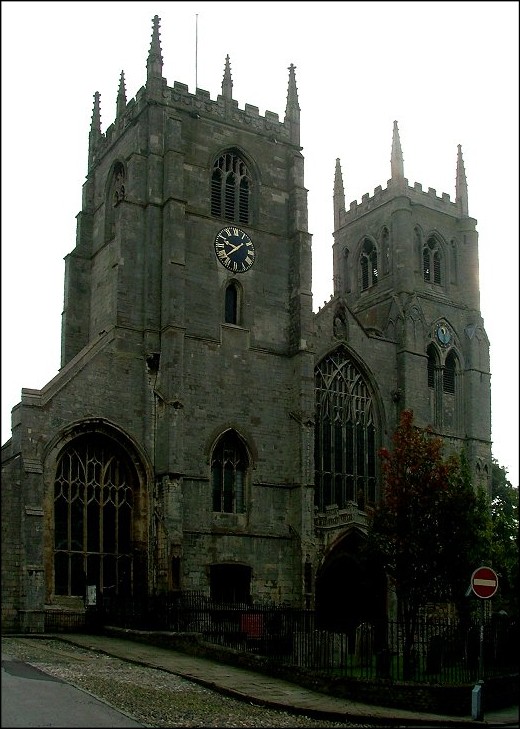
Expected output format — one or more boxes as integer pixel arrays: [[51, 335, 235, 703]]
[[470, 566, 498, 721]]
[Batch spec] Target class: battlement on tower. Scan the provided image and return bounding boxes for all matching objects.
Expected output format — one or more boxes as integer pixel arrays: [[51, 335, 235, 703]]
[[339, 177, 461, 227], [99, 80, 292, 155]]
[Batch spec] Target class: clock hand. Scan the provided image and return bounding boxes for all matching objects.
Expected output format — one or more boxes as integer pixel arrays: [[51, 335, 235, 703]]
[[226, 242, 244, 254]]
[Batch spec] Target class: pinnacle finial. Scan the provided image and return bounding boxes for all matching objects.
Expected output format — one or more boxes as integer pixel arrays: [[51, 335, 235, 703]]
[[88, 91, 102, 170], [285, 63, 300, 121], [116, 71, 127, 118], [221, 55, 233, 100], [334, 158, 345, 199], [334, 158, 346, 230], [90, 91, 101, 135], [147, 14, 163, 82], [391, 120, 404, 180], [456, 144, 469, 216]]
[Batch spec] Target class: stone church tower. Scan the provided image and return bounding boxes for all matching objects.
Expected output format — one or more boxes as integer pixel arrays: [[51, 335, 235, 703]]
[[1, 16, 491, 633]]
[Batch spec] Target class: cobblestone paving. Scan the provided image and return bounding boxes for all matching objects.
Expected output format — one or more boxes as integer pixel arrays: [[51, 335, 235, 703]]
[[2, 638, 368, 728]]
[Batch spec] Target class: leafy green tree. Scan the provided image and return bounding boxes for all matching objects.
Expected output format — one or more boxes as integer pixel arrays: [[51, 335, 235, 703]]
[[490, 460, 519, 617], [366, 410, 492, 677]]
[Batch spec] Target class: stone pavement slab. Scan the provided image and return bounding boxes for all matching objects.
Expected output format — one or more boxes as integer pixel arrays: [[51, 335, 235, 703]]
[[50, 633, 518, 728]]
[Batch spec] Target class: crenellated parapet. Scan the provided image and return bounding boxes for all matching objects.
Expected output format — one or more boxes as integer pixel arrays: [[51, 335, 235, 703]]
[[90, 80, 295, 168], [88, 15, 300, 169], [334, 123, 473, 233], [337, 178, 473, 229]]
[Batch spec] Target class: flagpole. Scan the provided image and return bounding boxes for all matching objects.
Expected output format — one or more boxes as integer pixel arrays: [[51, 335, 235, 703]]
[[195, 14, 198, 90]]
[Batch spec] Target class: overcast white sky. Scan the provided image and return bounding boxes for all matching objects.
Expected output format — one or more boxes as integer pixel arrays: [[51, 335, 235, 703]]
[[2, 1, 518, 487]]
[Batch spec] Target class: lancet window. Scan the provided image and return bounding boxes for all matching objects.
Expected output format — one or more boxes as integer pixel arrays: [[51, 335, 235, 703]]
[[225, 282, 239, 324]]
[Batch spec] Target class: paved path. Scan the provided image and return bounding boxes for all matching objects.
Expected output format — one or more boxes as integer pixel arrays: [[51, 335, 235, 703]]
[[48, 633, 518, 728], [1, 647, 143, 727]]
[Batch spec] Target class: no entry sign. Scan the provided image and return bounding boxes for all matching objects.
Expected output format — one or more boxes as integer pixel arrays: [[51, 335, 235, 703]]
[[471, 566, 498, 599]]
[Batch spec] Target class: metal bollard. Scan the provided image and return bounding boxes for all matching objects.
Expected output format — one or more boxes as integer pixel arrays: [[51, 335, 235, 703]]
[[471, 680, 484, 721]]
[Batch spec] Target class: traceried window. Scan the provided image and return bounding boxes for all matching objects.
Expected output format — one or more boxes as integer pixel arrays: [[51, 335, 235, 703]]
[[211, 430, 248, 513], [211, 151, 251, 224], [423, 236, 442, 284], [314, 347, 377, 511], [360, 239, 378, 291], [54, 435, 135, 598]]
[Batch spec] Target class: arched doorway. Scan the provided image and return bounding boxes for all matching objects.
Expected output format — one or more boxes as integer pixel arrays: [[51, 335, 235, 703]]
[[315, 530, 387, 647]]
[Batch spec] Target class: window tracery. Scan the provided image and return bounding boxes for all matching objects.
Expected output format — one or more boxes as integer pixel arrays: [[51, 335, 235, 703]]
[[53, 435, 135, 598], [314, 348, 377, 511], [360, 238, 378, 291], [423, 236, 442, 284], [211, 430, 248, 513], [211, 151, 251, 224]]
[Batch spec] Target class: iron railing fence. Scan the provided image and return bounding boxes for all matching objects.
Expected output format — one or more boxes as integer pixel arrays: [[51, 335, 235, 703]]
[[89, 592, 517, 683], [45, 610, 87, 633]]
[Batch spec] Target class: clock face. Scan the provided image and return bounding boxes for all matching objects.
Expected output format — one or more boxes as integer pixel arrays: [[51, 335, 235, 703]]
[[214, 227, 255, 273], [436, 324, 452, 346]]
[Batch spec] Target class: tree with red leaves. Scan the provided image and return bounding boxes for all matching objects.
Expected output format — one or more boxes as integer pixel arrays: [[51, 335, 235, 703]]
[[366, 410, 491, 677]]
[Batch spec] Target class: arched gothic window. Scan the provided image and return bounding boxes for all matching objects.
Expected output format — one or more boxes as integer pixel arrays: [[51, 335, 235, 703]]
[[211, 430, 249, 513], [427, 343, 461, 431], [53, 434, 136, 598], [211, 151, 251, 224], [225, 282, 239, 324], [360, 239, 378, 291], [423, 236, 442, 284], [314, 348, 377, 511]]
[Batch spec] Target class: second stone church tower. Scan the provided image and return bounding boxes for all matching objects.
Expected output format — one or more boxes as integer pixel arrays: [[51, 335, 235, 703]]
[[1, 15, 491, 634]]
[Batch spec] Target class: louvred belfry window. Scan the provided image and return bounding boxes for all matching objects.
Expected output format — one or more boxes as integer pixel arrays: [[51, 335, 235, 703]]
[[423, 237, 442, 284], [443, 351, 457, 394], [360, 239, 378, 291], [211, 151, 251, 224]]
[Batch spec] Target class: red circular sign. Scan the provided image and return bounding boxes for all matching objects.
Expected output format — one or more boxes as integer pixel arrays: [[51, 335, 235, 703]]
[[471, 566, 498, 599]]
